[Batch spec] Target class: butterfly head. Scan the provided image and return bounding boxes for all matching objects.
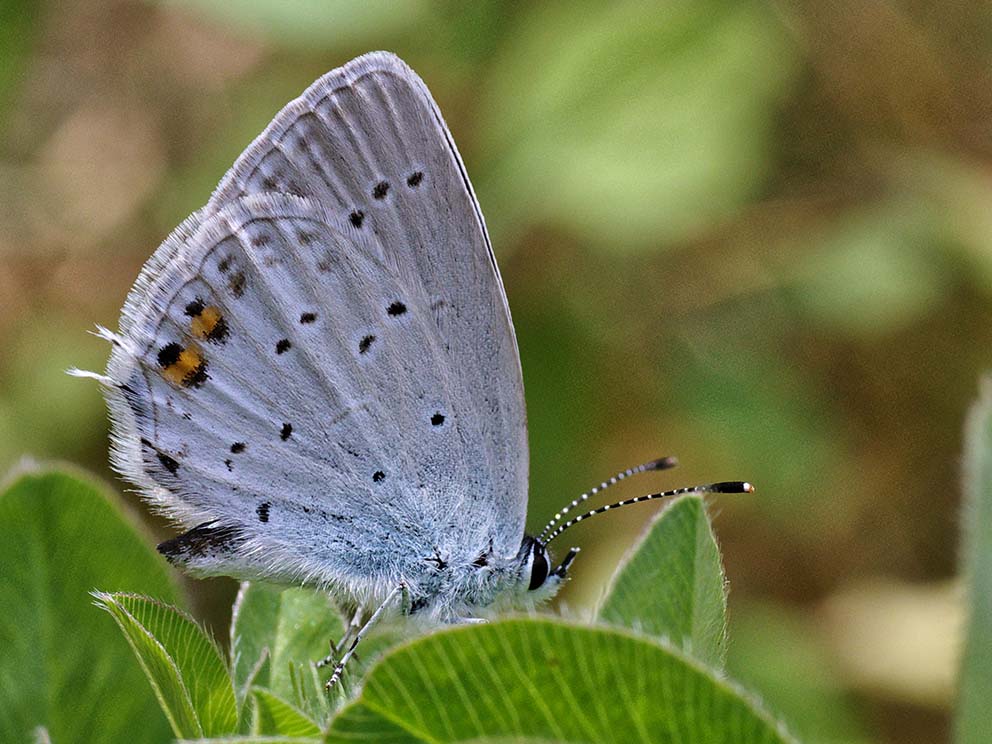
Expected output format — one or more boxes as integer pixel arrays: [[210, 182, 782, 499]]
[[511, 534, 579, 605]]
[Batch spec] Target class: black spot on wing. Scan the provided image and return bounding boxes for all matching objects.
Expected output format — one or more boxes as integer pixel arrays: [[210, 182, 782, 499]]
[[204, 317, 229, 344], [349, 210, 364, 228], [184, 299, 205, 317], [157, 343, 182, 368], [387, 301, 407, 317], [156, 451, 180, 475], [431, 413, 445, 427], [299, 312, 317, 324], [372, 470, 385, 483], [359, 335, 375, 354], [275, 339, 292, 354], [280, 423, 292, 440], [228, 271, 247, 298], [256, 502, 270, 523], [231, 442, 246, 454], [407, 171, 423, 187], [157, 522, 243, 563], [372, 181, 390, 199], [185, 361, 209, 388]]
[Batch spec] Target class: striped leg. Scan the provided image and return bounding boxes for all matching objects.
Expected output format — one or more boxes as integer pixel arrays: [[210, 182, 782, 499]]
[[324, 583, 408, 689]]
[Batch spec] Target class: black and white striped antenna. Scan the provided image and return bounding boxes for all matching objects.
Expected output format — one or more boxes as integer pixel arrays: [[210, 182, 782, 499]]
[[542, 481, 754, 546], [536, 455, 678, 543]]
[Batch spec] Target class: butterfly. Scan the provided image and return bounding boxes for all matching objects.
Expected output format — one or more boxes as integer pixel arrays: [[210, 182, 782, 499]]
[[72, 52, 750, 686]]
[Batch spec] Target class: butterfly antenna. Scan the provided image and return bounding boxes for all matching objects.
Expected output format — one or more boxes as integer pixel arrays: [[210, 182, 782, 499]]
[[536, 456, 678, 543], [543, 481, 754, 545]]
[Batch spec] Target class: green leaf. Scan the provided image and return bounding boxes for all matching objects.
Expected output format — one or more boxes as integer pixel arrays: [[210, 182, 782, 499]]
[[597, 494, 728, 667], [728, 602, 872, 744], [165, 0, 428, 49], [477, 0, 799, 251], [251, 688, 321, 737], [326, 618, 797, 743], [179, 738, 319, 744], [794, 199, 947, 337], [957, 377, 992, 743], [231, 582, 343, 723], [0, 0, 40, 129], [94, 592, 238, 738], [0, 468, 178, 744]]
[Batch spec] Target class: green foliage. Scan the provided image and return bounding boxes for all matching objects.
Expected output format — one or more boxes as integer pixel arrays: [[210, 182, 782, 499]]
[[794, 199, 948, 337], [166, 0, 428, 49], [956, 378, 992, 743], [327, 619, 795, 743], [597, 494, 727, 667], [230, 582, 341, 725], [477, 0, 799, 251], [94, 592, 238, 739], [250, 688, 321, 737], [727, 602, 872, 744], [0, 469, 177, 744], [0, 0, 38, 126]]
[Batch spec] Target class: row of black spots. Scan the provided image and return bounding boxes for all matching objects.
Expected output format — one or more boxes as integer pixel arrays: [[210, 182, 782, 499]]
[[346, 173, 424, 230], [372, 172, 425, 199], [352, 303, 406, 357]]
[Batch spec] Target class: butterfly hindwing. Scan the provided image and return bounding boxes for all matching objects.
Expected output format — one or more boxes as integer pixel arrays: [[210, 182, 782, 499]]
[[104, 53, 528, 590]]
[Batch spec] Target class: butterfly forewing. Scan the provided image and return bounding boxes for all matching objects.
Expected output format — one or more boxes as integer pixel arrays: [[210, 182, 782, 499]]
[[105, 53, 528, 589]]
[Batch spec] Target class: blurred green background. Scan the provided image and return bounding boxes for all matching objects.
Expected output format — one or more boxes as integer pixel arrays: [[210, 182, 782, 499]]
[[2, 1, 990, 742]]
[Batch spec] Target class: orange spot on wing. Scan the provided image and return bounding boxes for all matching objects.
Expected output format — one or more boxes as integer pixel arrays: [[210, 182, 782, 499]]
[[162, 346, 206, 386], [191, 305, 222, 339]]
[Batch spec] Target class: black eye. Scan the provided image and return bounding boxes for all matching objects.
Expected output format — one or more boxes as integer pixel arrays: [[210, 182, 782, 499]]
[[528, 545, 550, 591]]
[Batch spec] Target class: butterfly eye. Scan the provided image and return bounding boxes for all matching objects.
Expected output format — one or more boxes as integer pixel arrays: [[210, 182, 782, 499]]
[[528, 544, 550, 591]]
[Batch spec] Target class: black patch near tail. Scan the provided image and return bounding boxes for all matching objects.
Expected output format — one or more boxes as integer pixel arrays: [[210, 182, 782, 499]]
[[157, 522, 244, 565]]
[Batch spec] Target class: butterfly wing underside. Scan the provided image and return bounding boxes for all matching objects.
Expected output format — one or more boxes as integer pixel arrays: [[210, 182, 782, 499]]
[[104, 52, 528, 590]]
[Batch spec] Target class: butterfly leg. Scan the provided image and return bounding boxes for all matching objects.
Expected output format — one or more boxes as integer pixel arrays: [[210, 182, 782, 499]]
[[317, 604, 365, 668], [324, 583, 408, 690]]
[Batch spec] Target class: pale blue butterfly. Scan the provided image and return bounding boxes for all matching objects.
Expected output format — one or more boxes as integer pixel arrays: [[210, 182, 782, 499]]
[[71, 52, 751, 685]]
